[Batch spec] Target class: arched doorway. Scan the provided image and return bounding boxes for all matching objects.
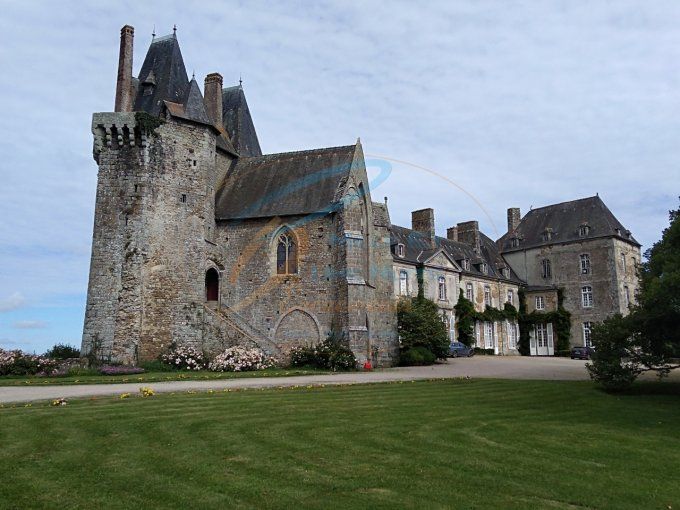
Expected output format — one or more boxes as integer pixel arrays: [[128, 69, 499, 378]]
[[205, 268, 219, 302]]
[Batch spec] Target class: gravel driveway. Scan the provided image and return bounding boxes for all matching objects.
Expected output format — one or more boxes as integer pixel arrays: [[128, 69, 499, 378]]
[[0, 356, 674, 404]]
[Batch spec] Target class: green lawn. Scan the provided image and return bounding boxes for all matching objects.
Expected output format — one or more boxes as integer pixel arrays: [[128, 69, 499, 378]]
[[0, 367, 328, 386], [0, 380, 678, 509]]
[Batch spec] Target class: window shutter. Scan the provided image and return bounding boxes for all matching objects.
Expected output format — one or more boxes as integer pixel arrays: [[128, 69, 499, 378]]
[[547, 323, 554, 348]]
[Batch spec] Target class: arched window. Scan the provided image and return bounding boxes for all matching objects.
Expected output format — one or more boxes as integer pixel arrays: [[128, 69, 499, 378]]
[[276, 231, 298, 275], [205, 268, 219, 302]]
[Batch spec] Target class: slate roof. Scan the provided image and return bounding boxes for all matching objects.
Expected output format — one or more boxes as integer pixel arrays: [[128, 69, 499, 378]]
[[215, 145, 356, 220], [391, 225, 523, 284], [498, 195, 640, 252], [222, 86, 262, 157], [134, 35, 189, 116]]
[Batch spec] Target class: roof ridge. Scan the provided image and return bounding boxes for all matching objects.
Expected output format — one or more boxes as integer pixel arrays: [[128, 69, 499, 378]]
[[526, 195, 600, 214], [246, 144, 356, 160]]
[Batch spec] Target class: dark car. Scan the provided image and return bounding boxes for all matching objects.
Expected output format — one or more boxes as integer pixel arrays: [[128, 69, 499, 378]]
[[449, 342, 474, 358], [571, 346, 595, 360]]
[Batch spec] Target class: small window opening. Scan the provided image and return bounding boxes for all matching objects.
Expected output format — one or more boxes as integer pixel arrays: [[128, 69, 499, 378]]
[[180, 194, 187, 203]]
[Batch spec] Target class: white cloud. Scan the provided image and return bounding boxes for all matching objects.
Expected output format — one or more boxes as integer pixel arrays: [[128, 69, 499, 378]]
[[12, 320, 48, 330], [0, 292, 26, 313]]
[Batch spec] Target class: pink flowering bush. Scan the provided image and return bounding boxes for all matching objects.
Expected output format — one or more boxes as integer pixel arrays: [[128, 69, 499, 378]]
[[0, 348, 59, 376], [208, 346, 273, 372], [160, 344, 206, 371]]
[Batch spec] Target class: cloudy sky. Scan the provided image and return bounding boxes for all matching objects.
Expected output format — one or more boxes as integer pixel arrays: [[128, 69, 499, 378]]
[[0, 0, 678, 353]]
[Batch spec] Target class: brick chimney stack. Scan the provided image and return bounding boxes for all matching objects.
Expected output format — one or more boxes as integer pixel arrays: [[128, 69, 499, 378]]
[[446, 226, 458, 242], [204, 73, 223, 128], [507, 207, 521, 233], [114, 25, 134, 112], [412, 208, 436, 248], [457, 221, 481, 253]]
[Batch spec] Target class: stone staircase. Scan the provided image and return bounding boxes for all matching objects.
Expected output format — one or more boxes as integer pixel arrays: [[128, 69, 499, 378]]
[[203, 302, 280, 356]]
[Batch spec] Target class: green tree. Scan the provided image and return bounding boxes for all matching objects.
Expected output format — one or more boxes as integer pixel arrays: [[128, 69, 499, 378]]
[[588, 200, 680, 390], [397, 296, 449, 360], [454, 289, 475, 347]]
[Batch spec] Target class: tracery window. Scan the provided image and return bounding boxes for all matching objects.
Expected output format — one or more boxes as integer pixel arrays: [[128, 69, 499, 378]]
[[276, 231, 298, 275]]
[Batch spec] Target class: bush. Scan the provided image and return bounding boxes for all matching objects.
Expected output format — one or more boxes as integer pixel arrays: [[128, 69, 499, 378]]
[[587, 314, 641, 392], [160, 343, 206, 371], [290, 332, 356, 371], [208, 346, 273, 372], [0, 348, 58, 376], [44, 343, 80, 360], [397, 296, 449, 359], [399, 346, 436, 366], [139, 359, 177, 372], [473, 348, 495, 356]]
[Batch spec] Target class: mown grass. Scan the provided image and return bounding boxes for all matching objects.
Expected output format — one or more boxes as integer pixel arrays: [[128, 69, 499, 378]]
[[0, 379, 678, 509], [0, 367, 328, 386]]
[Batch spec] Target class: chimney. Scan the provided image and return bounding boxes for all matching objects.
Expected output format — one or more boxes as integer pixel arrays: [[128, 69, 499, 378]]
[[446, 226, 458, 242], [204, 73, 223, 128], [114, 25, 134, 112], [457, 221, 481, 253], [412, 208, 436, 248], [507, 207, 521, 233]]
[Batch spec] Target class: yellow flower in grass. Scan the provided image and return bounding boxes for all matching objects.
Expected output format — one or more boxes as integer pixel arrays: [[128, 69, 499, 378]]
[[139, 387, 154, 397], [119, 393, 131, 399]]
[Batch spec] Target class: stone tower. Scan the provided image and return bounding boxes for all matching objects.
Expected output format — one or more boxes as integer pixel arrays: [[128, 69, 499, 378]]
[[82, 28, 228, 364]]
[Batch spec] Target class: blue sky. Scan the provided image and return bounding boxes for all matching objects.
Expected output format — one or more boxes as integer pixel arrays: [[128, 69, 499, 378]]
[[0, 1, 678, 353]]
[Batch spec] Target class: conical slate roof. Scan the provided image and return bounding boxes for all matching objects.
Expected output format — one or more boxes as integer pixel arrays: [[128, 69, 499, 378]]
[[222, 85, 262, 157]]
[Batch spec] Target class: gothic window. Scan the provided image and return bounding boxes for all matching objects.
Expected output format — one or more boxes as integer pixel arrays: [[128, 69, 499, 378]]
[[484, 285, 492, 307], [581, 286, 593, 308], [438, 276, 447, 301], [399, 270, 408, 296], [580, 254, 591, 275], [466, 282, 474, 301], [276, 231, 298, 275], [541, 259, 552, 279], [535, 296, 545, 310]]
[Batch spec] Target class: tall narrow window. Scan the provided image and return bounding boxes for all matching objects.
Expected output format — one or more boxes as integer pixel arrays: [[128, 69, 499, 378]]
[[276, 231, 298, 275], [624, 286, 630, 307], [541, 259, 552, 279], [581, 286, 593, 308], [535, 323, 548, 347], [397, 244, 405, 257], [582, 322, 593, 347], [620, 253, 627, 274], [438, 276, 447, 300], [507, 289, 514, 305], [484, 322, 493, 349], [399, 270, 408, 296], [580, 254, 591, 275], [462, 259, 470, 271], [484, 285, 492, 307], [535, 296, 545, 310], [507, 321, 517, 349], [480, 262, 488, 275], [466, 282, 474, 301]]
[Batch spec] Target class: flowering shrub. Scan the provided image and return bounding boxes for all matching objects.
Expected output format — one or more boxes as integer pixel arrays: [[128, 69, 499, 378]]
[[160, 344, 206, 371], [139, 387, 155, 397], [0, 348, 59, 376], [208, 346, 273, 372], [98, 365, 145, 376], [51, 398, 68, 407], [290, 334, 357, 371]]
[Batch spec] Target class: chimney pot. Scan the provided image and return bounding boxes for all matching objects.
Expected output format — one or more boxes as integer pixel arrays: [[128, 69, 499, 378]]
[[204, 73, 223, 128], [114, 25, 134, 112]]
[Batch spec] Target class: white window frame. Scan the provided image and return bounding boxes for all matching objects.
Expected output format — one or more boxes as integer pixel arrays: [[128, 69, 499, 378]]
[[620, 253, 627, 274], [399, 270, 408, 296], [582, 322, 593, 347], [535, 296, 545, 310], [462, 259, 470, 271], [484, 285, 492, 307], [438, 276, 447, 301], [507, 289, 514, 305], [484, 322, 493, 349], [480, 262, 488, 275], [581, 286, 593, 308], [507, 320, 518, 349], [580, 254, 590, 275], [397, 244, 405, 257], [466, 282, 474, 301]]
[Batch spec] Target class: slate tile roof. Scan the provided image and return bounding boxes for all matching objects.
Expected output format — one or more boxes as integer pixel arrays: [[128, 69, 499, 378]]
[[215, 145, 356, 220], [222, 86, 262, 157], [498, 195, 640, 252], [391, 225, 523, 284]]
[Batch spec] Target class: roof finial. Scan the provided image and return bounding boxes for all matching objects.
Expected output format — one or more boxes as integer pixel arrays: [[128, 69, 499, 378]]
[[191, 69, 195, 80], [173, 24, 177, 37], [152, 24, 156, 40], [239, 74, 243, 88]]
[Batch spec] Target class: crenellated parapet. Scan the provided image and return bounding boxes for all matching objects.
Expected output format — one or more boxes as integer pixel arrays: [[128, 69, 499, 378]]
[[91, 112, 150, 162]]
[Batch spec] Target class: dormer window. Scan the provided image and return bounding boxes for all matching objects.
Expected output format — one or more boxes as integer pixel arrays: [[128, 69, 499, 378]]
[[542, 228, 553, 242], [502, 267, 510, 278], [462, 259, 470, 271], [396, 243, 405, 257], [480, 262, 488, 275], [579, 224, 590, 237], [510, 237, 520, 248]]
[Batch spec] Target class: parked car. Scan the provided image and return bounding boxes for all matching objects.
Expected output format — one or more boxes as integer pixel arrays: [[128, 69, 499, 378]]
[[571, 346, 595, 360], [449, 342, 474, 358]]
